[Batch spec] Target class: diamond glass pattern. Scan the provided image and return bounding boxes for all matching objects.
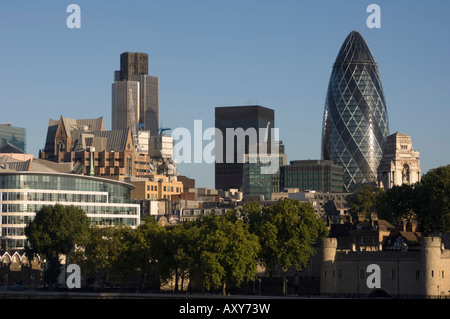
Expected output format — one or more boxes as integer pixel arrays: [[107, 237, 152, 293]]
[[321, 31, 389, 192]]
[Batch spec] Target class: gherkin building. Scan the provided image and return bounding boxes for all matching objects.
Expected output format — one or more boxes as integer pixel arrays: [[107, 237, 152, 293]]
[[321, 31, 389, 192]]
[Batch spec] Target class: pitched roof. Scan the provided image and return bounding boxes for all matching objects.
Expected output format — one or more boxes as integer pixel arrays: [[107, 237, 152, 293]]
[[71, 129, 131, 152], [0, 142, 25, 154], [44, 116, 105, 155], [383, 231, 422, 246], [60, 116, 104, 138], [0, 156, 31, 171]]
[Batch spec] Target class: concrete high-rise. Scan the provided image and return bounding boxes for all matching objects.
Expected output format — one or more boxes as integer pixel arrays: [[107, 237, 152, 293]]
[[112, 52, 159, 138], [215, 105, 275, 191], [321, 31, 389, 192]]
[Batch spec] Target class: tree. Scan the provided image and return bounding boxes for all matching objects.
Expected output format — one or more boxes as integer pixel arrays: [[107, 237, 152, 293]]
[[348, 184, 379, 220], [25, 204, 90, 289], [156, 223, 195, 292], [72, 225, 133, 289], [375, 184, 416, 226], [240, 201, 263, 234], [130, 217, 166, 291], [414, 165, 450, 234], [252, 198, 328, 296], [189, 211, 260, 295]]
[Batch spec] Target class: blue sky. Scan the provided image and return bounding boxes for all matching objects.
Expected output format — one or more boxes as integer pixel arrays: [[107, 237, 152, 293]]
[[1, 1, 449, 188]]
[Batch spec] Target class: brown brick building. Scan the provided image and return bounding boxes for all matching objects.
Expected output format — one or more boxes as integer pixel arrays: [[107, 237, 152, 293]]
[[42, 115, 153, 178]]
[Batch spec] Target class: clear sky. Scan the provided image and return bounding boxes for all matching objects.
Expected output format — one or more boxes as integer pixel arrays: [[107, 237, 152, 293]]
[[1, 1, 449, 188]]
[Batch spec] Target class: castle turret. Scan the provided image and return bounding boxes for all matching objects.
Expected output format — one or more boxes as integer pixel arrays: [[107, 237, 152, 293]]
[[421, 237, 443, 297], [320, 238, 338, 294]]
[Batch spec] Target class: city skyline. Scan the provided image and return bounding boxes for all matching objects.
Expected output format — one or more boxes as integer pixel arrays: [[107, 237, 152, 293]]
[[1, 1, 449, 188]]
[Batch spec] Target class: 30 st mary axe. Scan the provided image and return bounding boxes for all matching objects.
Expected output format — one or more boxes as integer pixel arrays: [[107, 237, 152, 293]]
[[321, 31, 389, 192]]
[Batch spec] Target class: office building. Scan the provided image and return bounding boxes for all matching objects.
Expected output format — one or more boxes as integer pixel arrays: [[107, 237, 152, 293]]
[[321, 31, 390, 192], [0, 172, 140, 250], [280, 160, 344, 193], [128, 174, 184, 201], [215, 105, 275, 191], [0, 123, 26, 153], [112, 52, 159, 138], [242, 142, 287, 200]]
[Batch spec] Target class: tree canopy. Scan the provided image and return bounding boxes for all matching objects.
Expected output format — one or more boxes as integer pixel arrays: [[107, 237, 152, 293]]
[[245, 198, 329, 296], [186, 211, 260, 295], [414, 165, 450, 234], [25, 204, 90, 288]]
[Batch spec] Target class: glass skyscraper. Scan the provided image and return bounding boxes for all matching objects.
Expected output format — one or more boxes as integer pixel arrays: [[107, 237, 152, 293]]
[[321, 31, 389, 192], [0, 123, 26, 153]]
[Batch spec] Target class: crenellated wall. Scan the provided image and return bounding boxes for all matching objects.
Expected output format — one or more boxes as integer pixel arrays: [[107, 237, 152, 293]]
[[319, 237, 450, 298]]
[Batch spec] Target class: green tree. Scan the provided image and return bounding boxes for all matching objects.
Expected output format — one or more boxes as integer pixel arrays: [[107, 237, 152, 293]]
[[72, 225, 133, 289], [253, 198, 328, 296], [375, 184, 416, 226], [240, 201, 263, 234], [414, 165, 450, 234], [156, 223, 195, 292], [348, 184, 379, 220], [130, 217, 166, 291], [25, 204, 90, 289], [189, 212, 260, 295]]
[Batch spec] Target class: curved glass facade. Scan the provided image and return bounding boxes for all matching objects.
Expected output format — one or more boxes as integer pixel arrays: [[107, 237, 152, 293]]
[[0, 172, 140, 249], [0, 173, 131, 203], [321, 31, 389, 192]]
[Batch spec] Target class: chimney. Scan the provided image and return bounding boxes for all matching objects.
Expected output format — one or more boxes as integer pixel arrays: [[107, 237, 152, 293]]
[[411, 220, 418, 232]]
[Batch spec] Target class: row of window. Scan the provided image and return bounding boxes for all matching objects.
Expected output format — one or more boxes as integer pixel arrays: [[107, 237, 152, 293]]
[[1, 216, 138, 249], [1, 192, 107, 203], [0, 174, 131, 203], [1, 204, 138, 215], [146, 185, 181, 193]]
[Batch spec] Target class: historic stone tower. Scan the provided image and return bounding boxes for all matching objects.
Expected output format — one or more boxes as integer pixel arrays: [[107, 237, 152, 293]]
[[421, 237, 448, 297], [320, 238, 338, 294]]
